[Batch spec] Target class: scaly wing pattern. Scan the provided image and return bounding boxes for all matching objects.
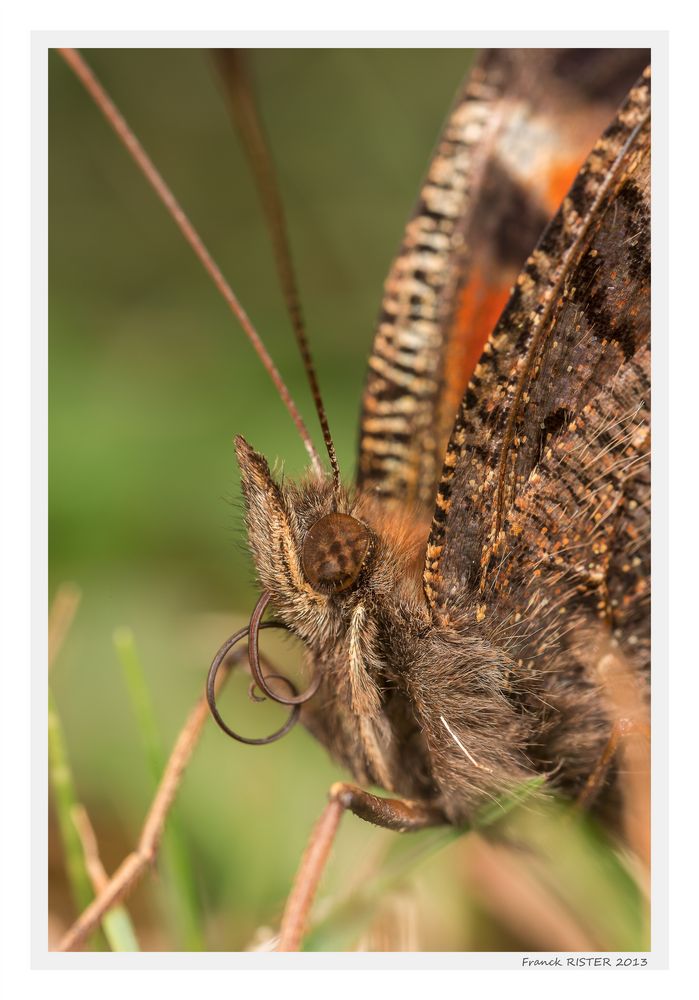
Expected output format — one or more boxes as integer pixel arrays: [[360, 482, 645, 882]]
[[423, 68, 650, 659], [357, 48, 649, 508]]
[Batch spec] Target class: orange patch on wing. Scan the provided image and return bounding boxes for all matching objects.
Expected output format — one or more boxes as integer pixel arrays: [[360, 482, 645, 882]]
[[437, 265, 512, 443], [544, 155, 592, 213], [433, 146, 596, 486]]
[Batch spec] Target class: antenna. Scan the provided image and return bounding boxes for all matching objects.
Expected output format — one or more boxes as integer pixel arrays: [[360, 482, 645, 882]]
[[57, 47, 324, 479], [213, 50, 341, 494]]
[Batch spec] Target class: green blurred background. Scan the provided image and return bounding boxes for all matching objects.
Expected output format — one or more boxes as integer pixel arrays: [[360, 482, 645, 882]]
[[49, 48, 647, 953]]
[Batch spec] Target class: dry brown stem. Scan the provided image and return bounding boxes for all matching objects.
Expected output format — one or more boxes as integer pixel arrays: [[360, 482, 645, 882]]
[[71, 805, 111, 894], [277, 797, 344, 952], [57, 656, 235, 952]]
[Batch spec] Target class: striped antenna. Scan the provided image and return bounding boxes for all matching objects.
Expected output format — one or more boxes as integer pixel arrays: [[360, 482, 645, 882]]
[[57, 47, 324, 479], [213, 50, 341, 495]]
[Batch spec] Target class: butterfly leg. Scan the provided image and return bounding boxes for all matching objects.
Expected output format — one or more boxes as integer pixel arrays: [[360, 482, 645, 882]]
[[277, 783, 444, 951], [575, 718, 647, 811]]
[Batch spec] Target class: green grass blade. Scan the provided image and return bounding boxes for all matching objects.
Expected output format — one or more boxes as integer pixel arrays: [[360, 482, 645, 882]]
[[472, 775, 548, 829], [113, 627, 205, 951], [48, 690, 94, 914], [101, 904, 141, 951], [49, 690, 139, 950], [303, 776, 546, 950]]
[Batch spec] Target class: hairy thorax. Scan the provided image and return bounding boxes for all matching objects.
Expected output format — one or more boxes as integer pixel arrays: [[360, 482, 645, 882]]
[[236, 436, 647, 827]]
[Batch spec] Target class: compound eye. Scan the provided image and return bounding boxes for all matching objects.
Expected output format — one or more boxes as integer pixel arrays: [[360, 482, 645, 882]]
[[301, 513, 372, 594]]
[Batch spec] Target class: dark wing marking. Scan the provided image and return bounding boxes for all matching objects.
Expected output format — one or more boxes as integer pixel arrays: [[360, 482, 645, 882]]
[[423, 67, 650, 619], [492, 346, 649, 671], [357, 48, 649, 509]]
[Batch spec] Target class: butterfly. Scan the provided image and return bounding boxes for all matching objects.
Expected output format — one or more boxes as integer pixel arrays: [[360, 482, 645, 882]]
[[204, 47, 651, 949], [53, 47, 650, 953]]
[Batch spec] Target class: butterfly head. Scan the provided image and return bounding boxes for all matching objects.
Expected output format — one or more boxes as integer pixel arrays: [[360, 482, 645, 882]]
[[234, 436, 379, 643]]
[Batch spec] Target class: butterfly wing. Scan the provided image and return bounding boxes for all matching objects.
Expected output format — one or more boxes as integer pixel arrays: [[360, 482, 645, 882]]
[[357, 48, 649, 509], [422, 67, 650, 665]]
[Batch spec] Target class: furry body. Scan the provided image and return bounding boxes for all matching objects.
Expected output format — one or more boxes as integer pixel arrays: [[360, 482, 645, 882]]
[[237, 56, 650, 828]]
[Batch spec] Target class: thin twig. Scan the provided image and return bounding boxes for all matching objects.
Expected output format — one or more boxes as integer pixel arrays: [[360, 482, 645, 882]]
[[57, 653, 238, 952], [277, 798, 344, 952], [113, 627, 204, 949], [71, 805, 140, 951], [57, 47, 323, 477], [299, 779, 543, 951], [71, 805, 111, 893]]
